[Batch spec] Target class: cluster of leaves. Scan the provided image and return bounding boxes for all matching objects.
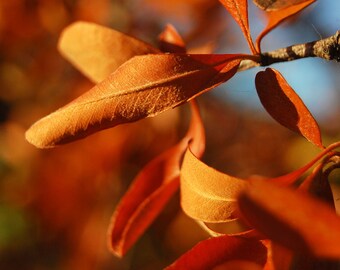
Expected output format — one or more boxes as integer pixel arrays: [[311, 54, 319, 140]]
[[25, 0, 340, 269]]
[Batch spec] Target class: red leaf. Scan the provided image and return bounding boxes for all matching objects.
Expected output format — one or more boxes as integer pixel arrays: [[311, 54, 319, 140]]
[[255, 68, 323, 148], [219, 0, 257, 54], [238, 179, 340, 259], [107, 101, 205, 257], [165, 234, 267, 270], [158, 24, 186, 53], [255, 0, 315, 52], [25, 53, 242, 148]]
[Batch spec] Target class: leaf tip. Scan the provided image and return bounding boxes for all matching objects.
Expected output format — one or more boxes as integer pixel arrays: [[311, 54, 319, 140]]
[[57, 20, 88, 51], [106, 226, 126, 258], [25, 118, 57, 149]]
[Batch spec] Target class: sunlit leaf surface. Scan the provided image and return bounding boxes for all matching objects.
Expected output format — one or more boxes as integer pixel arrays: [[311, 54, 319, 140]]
[[26, 54, 242, 148]]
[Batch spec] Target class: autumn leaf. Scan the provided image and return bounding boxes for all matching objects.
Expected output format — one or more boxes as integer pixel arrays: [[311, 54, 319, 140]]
[[107, 27, 207, 257], [180, 140, 339, 237], [181, 140, 339, 237], [255, 0, 315, 52], [179, 141, 340, 235], [58, 21, 159, 83], [238, 179, 340, 259], [25, 53, 243, 148], [255, 68, 323, 148], [181, 148, 247, 223], [219, 0, 257, 54], [197, 219, 255, 238], [107, 101, 205, 257], [158, 24, 186, 53], [165, 234, 267, 270]]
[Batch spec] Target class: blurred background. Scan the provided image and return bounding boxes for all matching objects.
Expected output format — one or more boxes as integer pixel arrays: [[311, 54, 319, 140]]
[[0, 0, 339, 269]]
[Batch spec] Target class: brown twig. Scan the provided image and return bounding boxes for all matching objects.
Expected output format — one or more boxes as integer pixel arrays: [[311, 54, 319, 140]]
[[238, 30, 340, 71]]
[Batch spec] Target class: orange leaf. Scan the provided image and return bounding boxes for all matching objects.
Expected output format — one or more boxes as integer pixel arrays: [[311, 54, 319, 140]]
[[158, 24, 186, 53], [108, 101, 205, 257], [25, 54, 242, 148], [180, 148, 247, 222], [165, 234, 267, 270], [219, 0, 257, 54], [58, 21, 159, 83], [238, 179, 340, 259], [255, 68, 323, 148], [255, 0, 315, 52]]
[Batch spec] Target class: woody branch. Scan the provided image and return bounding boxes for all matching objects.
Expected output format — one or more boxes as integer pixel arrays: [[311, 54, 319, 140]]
[[239, 30, 340, 71]]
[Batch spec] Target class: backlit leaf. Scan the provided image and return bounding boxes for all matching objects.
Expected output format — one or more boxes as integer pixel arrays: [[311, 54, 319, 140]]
[[58, 21, 159, 83], [219, 0, 257, 54], [255, 0, 315, 52], [166, 234, 267, 270], [25, 53, 243, 148], [238, 179, 340, 259], [108, 101, 205, 257], [255, 68, 323, 148], [158, 24, 186, 53], [181, 148, 247, 223]]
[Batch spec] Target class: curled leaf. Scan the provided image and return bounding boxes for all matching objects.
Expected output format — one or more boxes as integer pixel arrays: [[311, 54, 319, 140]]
[[199, 219, 254, 237], [58, 21, 159, 83], [238, 179, 340, 259], [107, 101, 205, 257], [26, 54, 242, 148], [219, 0, 257, 54], [255, 0, 315, 52], [180, 148, 247, 223], [255, 68, 323, 148], [166, 234, 267, 270]]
